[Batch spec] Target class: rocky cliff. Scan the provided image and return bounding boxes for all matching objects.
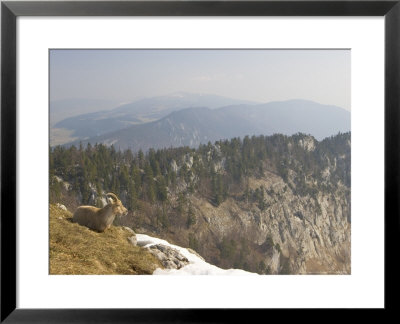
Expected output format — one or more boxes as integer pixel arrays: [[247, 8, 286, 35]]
[[128, 134, 351, 274], [178, 173, 350, 274]]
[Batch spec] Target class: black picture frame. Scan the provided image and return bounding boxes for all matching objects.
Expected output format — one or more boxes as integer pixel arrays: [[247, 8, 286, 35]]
[[1, 0, 399, 322]]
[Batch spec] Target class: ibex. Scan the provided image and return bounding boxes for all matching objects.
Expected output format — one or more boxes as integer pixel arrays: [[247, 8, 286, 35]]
[[72, 193, 128, 232]]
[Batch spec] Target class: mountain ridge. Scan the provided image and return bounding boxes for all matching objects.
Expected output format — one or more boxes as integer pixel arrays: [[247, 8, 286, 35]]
[[66, 99, 350, 151], [53, 93, 259, 141]]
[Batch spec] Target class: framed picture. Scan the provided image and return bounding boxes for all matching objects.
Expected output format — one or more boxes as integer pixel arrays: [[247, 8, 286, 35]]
[[1, 0, 399, 321]]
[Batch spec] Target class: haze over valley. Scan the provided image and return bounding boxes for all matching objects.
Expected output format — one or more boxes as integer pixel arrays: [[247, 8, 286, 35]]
[[51, 93, 350, 150], [50, 93, 259, 146]]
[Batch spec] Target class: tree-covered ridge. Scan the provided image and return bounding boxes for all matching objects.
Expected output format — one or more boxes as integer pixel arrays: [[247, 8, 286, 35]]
[[50, 132, 350, 208]]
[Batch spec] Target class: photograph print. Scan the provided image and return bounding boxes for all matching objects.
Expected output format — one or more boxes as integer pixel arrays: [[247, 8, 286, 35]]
[[49, 49, 351, 275]]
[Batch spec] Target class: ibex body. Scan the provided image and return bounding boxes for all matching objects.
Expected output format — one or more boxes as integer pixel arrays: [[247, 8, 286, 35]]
[[73, 193, 128, 232]]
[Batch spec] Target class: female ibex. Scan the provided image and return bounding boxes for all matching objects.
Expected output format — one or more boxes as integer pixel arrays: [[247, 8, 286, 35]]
[[72, 193, 128, 232]]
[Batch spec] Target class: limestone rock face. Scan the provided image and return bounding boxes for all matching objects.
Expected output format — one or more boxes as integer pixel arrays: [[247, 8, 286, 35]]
[[170, 160, 178, 173], [186, 169, 351, 274], [265, 246, 280, 274], [146, 244, 189, 269]]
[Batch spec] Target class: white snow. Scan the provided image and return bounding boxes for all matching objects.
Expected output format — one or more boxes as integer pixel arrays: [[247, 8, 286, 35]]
[[136, 234, 257, 276]]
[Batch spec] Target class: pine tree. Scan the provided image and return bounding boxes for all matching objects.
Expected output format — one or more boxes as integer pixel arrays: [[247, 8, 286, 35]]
[[144, 163, 155, 202], [128, 179, 137, 211], [177, 193, 186, 216], [186, 204, 196, 228], [131, 165, 142, 198], [156, 176, 168, 202], [188, 233, 199, 251]]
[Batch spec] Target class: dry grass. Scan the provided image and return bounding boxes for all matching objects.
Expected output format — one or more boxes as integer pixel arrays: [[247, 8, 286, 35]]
[[49, 204, 163, 275]]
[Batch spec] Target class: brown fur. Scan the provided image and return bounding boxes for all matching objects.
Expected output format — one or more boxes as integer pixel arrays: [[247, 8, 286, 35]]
[[72, 193, 128, 232]]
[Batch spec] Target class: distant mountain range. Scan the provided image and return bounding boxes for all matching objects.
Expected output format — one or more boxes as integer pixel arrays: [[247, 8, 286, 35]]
[[66, 98, 350, 152], [50, 98, 121, 126], [53, 93, 258, 140]]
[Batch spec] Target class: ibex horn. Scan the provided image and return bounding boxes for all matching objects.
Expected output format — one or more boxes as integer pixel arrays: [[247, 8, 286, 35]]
[[106, 193, 118, 201]]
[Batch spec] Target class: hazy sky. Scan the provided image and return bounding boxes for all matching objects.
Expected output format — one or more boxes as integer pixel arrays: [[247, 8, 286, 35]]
[[50, 49, 350, 110]]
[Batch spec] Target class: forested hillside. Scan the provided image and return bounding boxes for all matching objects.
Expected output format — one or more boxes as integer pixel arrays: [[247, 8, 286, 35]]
[[50, 132, 351, 274]]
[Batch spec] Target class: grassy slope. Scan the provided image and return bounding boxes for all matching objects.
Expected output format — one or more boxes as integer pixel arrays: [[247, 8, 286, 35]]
[[49, 204, 163, 275]]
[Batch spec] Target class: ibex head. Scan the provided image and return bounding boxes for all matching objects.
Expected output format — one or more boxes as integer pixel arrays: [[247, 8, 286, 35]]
[[106, 192, 128, 217]]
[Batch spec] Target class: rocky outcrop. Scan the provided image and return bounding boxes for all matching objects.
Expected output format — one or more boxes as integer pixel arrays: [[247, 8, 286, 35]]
[[146, 244, 189, 270], [56, 203, 67, 211], [127, 235, 137, 246], [124, 227, 138, 246], [173, 167, 350, 274]]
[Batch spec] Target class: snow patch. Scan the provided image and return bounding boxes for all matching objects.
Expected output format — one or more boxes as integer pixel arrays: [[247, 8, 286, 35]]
[[136, 234, 257, 275]]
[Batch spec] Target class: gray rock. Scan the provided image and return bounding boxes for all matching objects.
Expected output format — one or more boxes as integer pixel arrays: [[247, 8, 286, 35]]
[[56, 203, 67, 211], [147, 244, 189, 269], [162, 260, 177, 269], [127, 235, 137, 246]]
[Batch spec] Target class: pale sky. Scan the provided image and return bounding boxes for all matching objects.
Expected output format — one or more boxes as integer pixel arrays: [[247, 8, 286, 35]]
[[50, 49, 350, 110]]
